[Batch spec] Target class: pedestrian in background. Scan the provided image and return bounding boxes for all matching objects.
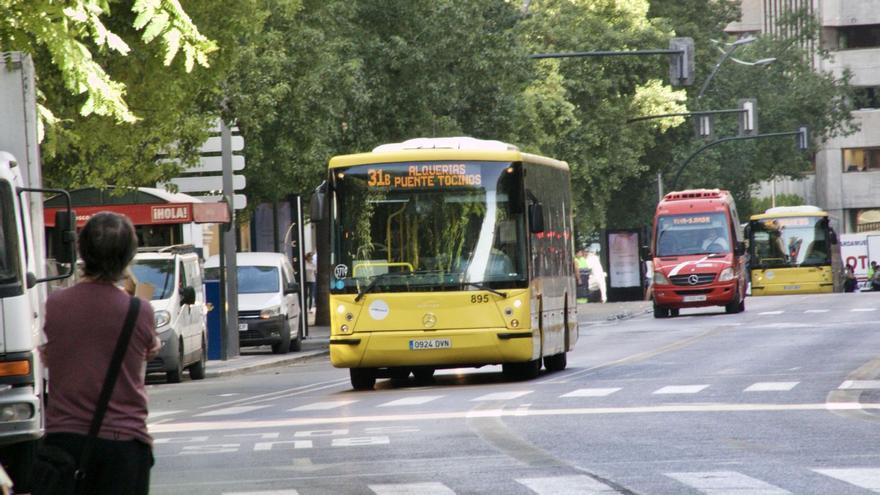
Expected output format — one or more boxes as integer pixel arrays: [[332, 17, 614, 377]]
[[575, 249, 589, 303], [585, 245, 607, 303], [844, 261, 858, 293], [38, 212, 159, 494], [305, 251, 317, 312]]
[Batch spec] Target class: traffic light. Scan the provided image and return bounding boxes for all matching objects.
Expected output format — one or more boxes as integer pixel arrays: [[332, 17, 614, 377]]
[[696, 114, 714, 139], [797, 126, 809, 150], [669, 37, 695, 86], [738, 98, 758, 136]]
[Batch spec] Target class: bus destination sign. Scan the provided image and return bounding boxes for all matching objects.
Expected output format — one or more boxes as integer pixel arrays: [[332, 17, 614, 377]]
[[366, 164, 482, 189]]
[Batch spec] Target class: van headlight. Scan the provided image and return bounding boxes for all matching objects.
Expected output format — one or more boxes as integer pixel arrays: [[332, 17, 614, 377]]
[[653, 272, 671, 285], [719, 267, 735, 282], [260, 306, 282, 319], [155, 310, 171, 329]]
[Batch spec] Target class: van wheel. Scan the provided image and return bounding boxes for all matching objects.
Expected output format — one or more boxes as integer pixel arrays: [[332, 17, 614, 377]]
[[543, 352, 567, 372], [272, 322, 291, 354], [350, 368, 376, 391], [289, 320, 302, 352], [653, 305, 669, 318], [167, 340, 184, 383], [189, 335, 207, 380]]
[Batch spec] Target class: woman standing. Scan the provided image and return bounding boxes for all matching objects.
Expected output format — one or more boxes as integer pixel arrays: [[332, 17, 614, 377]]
[[305, 251, 317, 312], [39, 212, 159, 494]]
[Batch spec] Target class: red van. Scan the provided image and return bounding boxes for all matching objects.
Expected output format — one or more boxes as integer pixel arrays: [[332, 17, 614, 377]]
[[650, 189, 748, 318]]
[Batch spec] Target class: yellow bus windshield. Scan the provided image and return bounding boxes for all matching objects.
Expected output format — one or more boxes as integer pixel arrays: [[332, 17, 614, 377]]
[[749, 216, 831, 268], [330, 161, 527, 294]]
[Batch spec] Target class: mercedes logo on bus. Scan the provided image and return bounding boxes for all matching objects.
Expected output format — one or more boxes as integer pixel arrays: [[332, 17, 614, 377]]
[[422, 313, 437, 328], [688, 274, 700, 285]]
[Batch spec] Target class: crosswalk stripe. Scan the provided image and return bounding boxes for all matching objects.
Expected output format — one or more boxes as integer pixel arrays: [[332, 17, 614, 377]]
[[653, 385, 709, 395], [289, 400, 358, 411], [194, 406, 269, 417], [666, 471, 790, 494], [759, 311, 784, 315], [851, 308, 878, 312], [471, 390, 533, 401], [744, 382, 799, 392], [148, 410, 184, 419], [804, 309, 829, 313], [838, 380, 880, 390], [561, 388, 622, 398], [517, 475, 619, 494], [378, 396, 443, 407], [814, 468, 880, 491], [369, 482, 456, 495], [223, 491, 299, 495]]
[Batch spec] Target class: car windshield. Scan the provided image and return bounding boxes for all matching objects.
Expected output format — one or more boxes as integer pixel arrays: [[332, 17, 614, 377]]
[[749, 216, 830, 268], [205, 265, 280, 294], [330, 161, 527, 294], [655, 212, 731, 257], [131, 259, 175, 300]]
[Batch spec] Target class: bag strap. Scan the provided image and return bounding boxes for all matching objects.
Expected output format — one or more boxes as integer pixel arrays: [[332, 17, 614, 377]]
[[75, 296, 141, 479]]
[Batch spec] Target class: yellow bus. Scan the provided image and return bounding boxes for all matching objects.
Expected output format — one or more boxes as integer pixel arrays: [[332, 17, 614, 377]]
[[315, 137, 577, 390], [746, 205, 840, 295]]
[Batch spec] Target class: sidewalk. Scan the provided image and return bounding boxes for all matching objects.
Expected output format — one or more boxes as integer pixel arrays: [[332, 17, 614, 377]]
[[203, 299, 651, 378]]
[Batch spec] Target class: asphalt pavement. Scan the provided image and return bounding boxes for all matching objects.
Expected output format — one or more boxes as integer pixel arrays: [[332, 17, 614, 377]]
[[203, 299, 652, 378]]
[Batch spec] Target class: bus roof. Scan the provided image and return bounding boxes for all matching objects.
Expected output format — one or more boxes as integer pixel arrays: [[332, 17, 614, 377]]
[[750, 205, 828, 220], [328, 137, 568, 170]]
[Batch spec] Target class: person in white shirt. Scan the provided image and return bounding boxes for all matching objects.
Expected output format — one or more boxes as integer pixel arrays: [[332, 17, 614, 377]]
[[585, 246, 607, 303], [701, 228, 730, 253]]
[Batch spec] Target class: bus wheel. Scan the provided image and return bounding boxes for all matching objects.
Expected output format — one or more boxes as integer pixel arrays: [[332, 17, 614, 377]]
[[725, 290, 744, 314], [350, 368, 376, 391], [412, 367, 435, 384], [503, 359, 541, 381], [653, 305, 669, 318], [544, 352, 567, 372]]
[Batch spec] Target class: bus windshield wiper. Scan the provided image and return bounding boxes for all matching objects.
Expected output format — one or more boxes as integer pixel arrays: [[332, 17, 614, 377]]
[[355, 272, 395, 302], [464, 282, 507, 298]]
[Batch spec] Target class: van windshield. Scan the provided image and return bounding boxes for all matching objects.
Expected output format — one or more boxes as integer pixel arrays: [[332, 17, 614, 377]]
[[131, 259, 175, 300], [205, 265, 280, 294], [656, 212, 731, 257]]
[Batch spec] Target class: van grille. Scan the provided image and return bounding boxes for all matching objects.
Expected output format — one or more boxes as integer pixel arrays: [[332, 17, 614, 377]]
[[669, 273, 715, 286], [239, 310, 262, 319]]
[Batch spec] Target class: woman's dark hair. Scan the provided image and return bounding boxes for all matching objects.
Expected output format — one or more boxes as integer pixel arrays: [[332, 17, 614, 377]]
[[78, 212, 138, 282]]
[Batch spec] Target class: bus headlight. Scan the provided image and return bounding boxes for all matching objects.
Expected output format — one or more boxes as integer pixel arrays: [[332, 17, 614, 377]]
[[155, 310, 171, 329], [653, 272, 671, 285], [719, 267, 735, 282]]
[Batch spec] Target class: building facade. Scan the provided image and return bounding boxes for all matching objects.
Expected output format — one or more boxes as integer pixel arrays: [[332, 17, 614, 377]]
[[728, 0, 880, 233]]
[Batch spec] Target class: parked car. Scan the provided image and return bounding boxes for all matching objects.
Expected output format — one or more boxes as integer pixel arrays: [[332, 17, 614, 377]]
[[131, 245, 208, 382], [205, 252, 302, 354]]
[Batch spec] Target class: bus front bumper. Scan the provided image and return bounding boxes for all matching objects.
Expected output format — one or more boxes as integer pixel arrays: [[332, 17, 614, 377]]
[[653, 279, 738, 308], [329, 328, 537, 368]]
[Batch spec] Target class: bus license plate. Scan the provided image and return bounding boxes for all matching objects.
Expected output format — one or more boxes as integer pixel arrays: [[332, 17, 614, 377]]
[[683, 295, 707, 302], [784, 285, 801, 290], [239, 323, 249, 332], [409, 338, 451, 350]]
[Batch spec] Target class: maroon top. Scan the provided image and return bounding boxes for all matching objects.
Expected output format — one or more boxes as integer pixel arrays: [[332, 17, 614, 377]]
[[42, 281, 157, 445]]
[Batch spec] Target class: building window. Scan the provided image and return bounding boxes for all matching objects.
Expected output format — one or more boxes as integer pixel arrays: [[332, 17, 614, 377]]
[[854, 209, 880, 233], [843, 147, 880, 172], [838, 24, 880, 49], [854, 87, 880, 109]]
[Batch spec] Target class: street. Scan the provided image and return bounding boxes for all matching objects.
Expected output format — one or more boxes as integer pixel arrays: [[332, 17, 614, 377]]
[[147, 293, 880, 494]]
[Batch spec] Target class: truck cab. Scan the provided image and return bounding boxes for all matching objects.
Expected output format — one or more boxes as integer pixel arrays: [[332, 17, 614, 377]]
[[650, 189, 747, 318]]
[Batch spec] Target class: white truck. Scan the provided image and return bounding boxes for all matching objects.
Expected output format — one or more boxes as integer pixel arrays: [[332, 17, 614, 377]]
[[0, 53, 76, 491]]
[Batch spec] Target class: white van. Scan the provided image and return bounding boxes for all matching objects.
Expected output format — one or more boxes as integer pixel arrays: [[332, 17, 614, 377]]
[[205, 252, 302, 354], [131, 246, 208, 382]]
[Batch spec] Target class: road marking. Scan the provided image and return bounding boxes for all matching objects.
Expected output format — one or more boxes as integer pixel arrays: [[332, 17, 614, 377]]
[[814, 468, 880, 491], [561, 388, 621, 398], [804, 309, 829, 313], [148, 410, 184, 419], [194, 406, 269, 417], [653, 385, 709, 394], [744, 382, 799, 392], [471, 390, 533, 401], [517, 475, 618, 494], [758, 311, 784, 315], [666, 471, 790, 494], [223, 491, 299, 495], [289, 400, 358, 411], [852, 308, 878, 312], [839, 380, 880, 390], [378, 396, 443, 407], [150, 402, 880, 434], [369, 482, 455, 495]]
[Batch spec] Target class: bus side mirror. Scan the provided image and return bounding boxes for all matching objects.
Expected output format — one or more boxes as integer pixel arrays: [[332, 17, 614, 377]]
[[180, 286, 196, 305], [528, 202, 544, 233], [735, 241, 746, 256], [53, 209, 77, 265], [310, 181, 327, 223], [829, 228, 838, 245]]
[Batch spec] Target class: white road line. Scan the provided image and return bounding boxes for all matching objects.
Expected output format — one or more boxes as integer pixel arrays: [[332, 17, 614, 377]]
[[148, 410, 184, 419], [653, 385, 709, 395], [814, 468, 880, 492], [378, 396, 443, 407], [666, 471, 790, 494], [804, 309, 829, 313], [744, 382, 799, 392], [149, 402, 880, 434], [223, 491, 299, 495], [289, 400, 358, 411], [194, 406, 270, 417], [839, 380, 880, 390], [471, 390, 533, 401], [517, 475, 619, 494], [369, 482, 456, 495], [759, 311, 784, 315], [561, 388, 621, 398], [851, 308, 878, 312]]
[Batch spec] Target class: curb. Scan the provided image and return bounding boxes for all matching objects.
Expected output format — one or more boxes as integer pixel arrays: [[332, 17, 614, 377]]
[[204, 348, 329, 378]]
